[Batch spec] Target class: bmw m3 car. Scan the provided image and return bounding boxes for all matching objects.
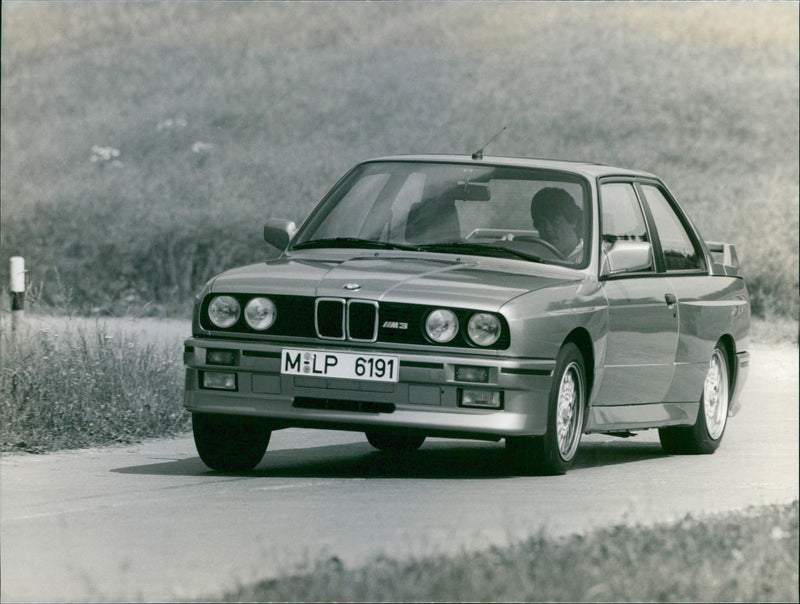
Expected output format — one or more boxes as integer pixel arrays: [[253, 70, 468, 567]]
[[183, 155, 750, 475]]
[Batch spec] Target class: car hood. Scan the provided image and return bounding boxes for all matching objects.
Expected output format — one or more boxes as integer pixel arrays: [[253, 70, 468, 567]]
[[209, 251, 580, 312]]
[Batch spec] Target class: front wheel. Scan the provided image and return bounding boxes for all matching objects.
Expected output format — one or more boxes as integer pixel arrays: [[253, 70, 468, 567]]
[[506, 342, 586, 475], [193, 413, 271, 472], [366, 432, 425, 453], [659, 344, 730, 455]]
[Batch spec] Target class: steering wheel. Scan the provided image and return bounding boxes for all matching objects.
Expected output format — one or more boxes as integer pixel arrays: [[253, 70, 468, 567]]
[[507, 234, 565, 260]]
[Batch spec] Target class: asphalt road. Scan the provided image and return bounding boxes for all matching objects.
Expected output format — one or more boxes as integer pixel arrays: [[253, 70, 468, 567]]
[[1, 344, 797, 602]]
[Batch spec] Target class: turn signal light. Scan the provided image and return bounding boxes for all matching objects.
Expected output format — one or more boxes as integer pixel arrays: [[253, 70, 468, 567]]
[[206, 349, 238, 366], [454, 365, 490, 383]]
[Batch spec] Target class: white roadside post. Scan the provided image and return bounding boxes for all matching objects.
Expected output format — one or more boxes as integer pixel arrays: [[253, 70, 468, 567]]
[[10, 256, 25, 331]]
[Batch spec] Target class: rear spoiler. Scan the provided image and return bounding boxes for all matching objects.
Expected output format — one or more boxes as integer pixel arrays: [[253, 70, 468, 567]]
[[706, 241, 740, 276]]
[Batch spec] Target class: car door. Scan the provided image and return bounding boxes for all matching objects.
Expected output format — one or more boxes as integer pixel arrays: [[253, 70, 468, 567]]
[[596, 181, 679, 406], [637, 182, 719, 403]]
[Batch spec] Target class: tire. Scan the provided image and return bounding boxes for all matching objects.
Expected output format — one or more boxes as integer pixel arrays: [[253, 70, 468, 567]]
[[192, 413, 271, 472], [366, 431, 425, 453], [506, 342, 586, 475], [659, 343, 730, 455]]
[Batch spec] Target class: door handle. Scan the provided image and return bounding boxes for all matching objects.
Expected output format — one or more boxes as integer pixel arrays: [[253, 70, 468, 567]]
[[665, 293, 677, 306]]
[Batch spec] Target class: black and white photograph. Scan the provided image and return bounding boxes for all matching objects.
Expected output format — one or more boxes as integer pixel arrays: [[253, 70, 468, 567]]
[[1, 2, 798, 602]]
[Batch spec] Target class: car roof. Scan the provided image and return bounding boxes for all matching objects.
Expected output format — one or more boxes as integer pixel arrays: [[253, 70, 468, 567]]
[[364, 154, 659, 180]]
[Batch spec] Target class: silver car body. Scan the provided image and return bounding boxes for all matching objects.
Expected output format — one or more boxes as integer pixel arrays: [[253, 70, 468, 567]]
[[184, 155, 750, 460]]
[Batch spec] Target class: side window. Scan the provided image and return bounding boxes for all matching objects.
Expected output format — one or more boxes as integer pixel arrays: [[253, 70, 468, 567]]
[[640, 185, 706, 272], [599, 182, 653, 271]]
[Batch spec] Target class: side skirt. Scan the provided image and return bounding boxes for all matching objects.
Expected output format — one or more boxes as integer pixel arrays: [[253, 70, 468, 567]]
[[585, 401, 700, 433]]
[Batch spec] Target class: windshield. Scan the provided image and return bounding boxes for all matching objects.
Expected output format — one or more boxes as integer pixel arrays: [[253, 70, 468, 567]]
[[293, 161, 591, 267]]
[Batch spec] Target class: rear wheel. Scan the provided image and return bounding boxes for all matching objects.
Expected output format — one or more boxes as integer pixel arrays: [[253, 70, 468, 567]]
[[192, 413, 271, 471], [659, 344, 730, 455], [506, 342, 586, 475], [366, 432, 425, 453]]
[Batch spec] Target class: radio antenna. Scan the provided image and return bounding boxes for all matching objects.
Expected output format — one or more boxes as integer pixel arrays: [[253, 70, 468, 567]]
[[471, 126, 507, 160]]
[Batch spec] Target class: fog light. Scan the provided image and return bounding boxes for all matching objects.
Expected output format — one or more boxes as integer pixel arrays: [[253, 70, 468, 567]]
[[201, 371, 237, 391], [206, 349, 237, 366], [455, 365, 490, 383], [459, 389, 503, 409]]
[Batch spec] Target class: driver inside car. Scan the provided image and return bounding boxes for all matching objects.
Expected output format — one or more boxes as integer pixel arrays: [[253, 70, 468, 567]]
[[530, 187, 584, 262]]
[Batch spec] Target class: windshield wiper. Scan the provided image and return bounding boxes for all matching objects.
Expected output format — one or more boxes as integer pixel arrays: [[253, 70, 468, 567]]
[[417, 242, 552, 264], [292, 237, 421, 252], [293, 238, 551, 263]]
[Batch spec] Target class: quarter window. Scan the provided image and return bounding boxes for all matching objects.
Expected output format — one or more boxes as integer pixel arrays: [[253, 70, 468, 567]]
[[640, 185, 706, 272]]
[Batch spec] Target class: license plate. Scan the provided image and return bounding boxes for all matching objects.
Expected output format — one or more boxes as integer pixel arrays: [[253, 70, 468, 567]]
[[281, 349, 399, 383]]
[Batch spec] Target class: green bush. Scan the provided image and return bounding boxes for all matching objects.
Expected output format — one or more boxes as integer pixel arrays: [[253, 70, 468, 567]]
[[2, 3, 797, 318], [727, 171, 799, 317]]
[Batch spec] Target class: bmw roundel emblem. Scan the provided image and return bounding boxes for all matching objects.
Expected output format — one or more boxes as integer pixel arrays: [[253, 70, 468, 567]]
[[343, 283, 362, 291]]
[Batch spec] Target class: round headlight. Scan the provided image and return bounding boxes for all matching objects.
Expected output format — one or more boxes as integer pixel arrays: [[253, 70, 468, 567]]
[[207, 295, 240, 329], [424, 309, 459, 343], [467, 313, 501, 347], [244, 297, 277, 331]]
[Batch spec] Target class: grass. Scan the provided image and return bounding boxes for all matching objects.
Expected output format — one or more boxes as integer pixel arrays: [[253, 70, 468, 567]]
[[750, 315, 799, 347], [1, 2, 798, 319], [221, 500, 799, 603], [0, 312, 189, 452]]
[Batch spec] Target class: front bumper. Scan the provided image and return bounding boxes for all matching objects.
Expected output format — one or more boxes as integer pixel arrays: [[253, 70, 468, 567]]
[[183, 337, 556, 439]]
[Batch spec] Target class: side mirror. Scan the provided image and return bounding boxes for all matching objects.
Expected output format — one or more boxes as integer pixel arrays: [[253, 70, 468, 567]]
[[600, 241, 652, 277], [263, 219, 297, 251]]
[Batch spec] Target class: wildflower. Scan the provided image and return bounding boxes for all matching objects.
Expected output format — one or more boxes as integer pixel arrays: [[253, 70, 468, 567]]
[[90, 145, 120, 162], [90, 145, 123, 168], [156, 117, 188, 131], [191, 141, 214, 154]]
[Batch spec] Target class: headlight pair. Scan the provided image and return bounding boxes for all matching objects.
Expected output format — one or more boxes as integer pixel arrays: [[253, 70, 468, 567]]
[[208, 295, 277, 331], [424, 309, 502, 347]]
